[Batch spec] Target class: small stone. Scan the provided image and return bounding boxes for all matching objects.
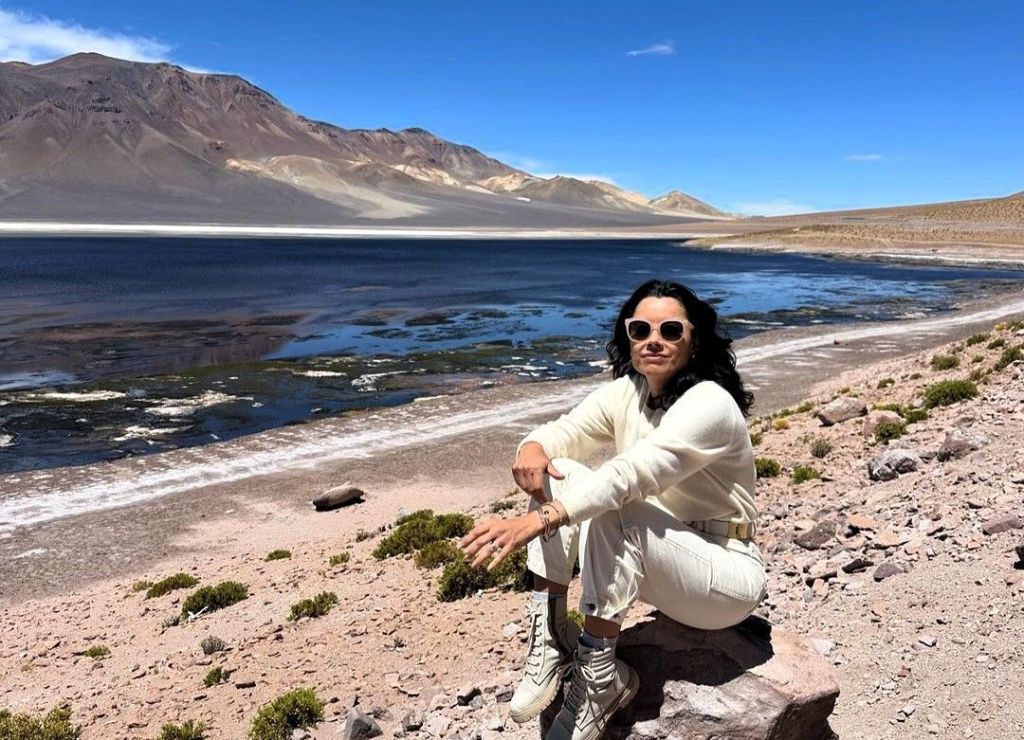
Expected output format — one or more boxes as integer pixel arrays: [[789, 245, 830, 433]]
[[456, 684, 481, 705], [873, 562, 904, 582], [501, 623, 520, 639], [401, 710, 424, 732], [863, 410, 902, 437], [817, 397, 868, 426], [233, 678, 256, 689], [917, 635, 937, 647], [842, 556, 874, 573], [795, 520, 837, 551], [868, 449, 922, 482], [342, 707, 383, 739], [937, 428, 986, 461], [847, 514, 882, 532], [981, 513, 1021, 535]]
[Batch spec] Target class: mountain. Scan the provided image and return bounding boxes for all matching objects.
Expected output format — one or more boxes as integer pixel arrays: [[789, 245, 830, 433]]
[[650, 190, 731, 218], [0, 53, 728, 227]]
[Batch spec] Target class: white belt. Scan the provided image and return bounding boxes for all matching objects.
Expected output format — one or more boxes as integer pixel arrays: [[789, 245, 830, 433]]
[[686, 519, 756, 540]]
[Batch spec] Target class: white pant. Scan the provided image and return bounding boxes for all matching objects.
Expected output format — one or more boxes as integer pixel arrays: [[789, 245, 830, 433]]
[[527, 458, 768, 631]]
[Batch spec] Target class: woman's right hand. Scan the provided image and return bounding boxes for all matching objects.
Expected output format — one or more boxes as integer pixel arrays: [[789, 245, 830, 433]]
[[513, 442, 564, 504]]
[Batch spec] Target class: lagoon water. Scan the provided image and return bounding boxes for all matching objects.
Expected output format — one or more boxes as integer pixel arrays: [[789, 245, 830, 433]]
[[1, 236, 1022, 473]]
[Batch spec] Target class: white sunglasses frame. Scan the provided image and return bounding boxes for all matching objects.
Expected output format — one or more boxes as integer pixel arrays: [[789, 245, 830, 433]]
[[623, 318, 693, 343]]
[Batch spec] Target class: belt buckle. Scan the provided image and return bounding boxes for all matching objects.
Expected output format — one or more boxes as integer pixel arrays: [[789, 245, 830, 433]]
[[727, 521, 751, 539]]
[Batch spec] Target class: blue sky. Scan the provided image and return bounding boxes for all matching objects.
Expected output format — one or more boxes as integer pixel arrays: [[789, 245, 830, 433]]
[[1, 1, 1022, 214]]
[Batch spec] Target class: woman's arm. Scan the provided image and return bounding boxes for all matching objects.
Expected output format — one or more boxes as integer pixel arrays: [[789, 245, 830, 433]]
[[516, 377, 622, 461], [555, 381, 739, 524]]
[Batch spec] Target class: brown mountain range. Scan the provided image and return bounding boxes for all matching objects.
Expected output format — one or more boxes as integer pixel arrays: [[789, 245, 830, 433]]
[[0, 53, 728, 226]]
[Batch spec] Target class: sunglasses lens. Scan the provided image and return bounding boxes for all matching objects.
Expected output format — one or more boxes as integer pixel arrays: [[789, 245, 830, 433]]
[[660, 321, 685, 342], [626, 320, 651, 341]]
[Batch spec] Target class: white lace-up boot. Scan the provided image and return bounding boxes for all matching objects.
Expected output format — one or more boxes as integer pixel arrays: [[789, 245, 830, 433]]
[[509, 595, 581, 723], [545, 638, 639, 740]]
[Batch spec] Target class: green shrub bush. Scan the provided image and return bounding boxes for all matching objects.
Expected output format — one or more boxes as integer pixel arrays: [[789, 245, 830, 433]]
[[873, 420, 906, 443], [288, 592, 338, 621], [795, 400, 815, 413], [328, 552, 350, 567], [146, 573, 199, 599], [181, 581, 248, 619], [922, 379, 979, 408], [993, 346, 1023, 371], [971, 354, 984, 364], [965, 332, 989, 346], [83, 645, 110, 659], [0, 706, 80, 739], [395, 509, 434, 525], [199, 636, 227, 655], [490, 499, 517, 513], [158, 720, 207, 740], [987, 337, 1006, 350], [354, 529, 374, 542], [792, 465, 821, 484], [749, 431, 763, 446], [414, 540, 463, 569], [876, 377, 894, 389], [810, 438, 832, 458], [902, 407, 929, 424], [203, 666, 229, 688], [754, 457, 781, 478], [131, 579, 153, 593], [909, 372, 922, 380], [930, 354, 959, 371], [249, 688, 324, 740], [372, 512, 474, 559], [437, 549, 530, 602], [771, 418, 790, 430], [265, 550, 291, 562]]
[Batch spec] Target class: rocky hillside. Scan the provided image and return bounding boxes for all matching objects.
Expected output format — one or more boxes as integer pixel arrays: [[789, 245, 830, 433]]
[[0, 53, 726, 226]]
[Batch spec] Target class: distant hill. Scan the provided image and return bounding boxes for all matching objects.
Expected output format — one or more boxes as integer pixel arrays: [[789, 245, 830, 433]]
[[0, 53, 728, 227]]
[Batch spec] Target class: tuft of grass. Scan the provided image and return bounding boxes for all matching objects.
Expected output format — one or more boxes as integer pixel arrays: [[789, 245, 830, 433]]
[[437, 549, 530, 602], [490, 499, 517, 513], [265, 550, 292, 562], [965, 332, 990, 346], [328, 552, 350, 567], [792, 465, 821, 484], [83, 645, 110, 660], [372, 512, 474, 560], [354, 529, 374, 542], [0, 706, 81, 739], [199, 636, 227, 655], [876, 377, 894, 389], [181, 581, 249, 619], [131, 579, 153, 593], [930, 354, 959, 371], [771, 417, 790, 431], [774, 406, 794, 418], [922, 379, 979, 409], [810, 438, 832, 459], [902, 407, 929, 424], [971, 354, 984, 364], [969, 368, 985, 382], [749, 431, 763, 447], [873, 420, 906, 443], [146, 573, 199, 600], [754, 457, 781, 478], [993, 346, 1023, 371], [203, 666, 229, 688], [987, 337, 1006, 350], [566, 609, 585, 630], [414, 540, 463, 569], [795, 400, 815, 413], [909, 372, 922, 380], [288, 591, 338, 621], [158, 720, 207, 740], [838, 386, 851, 394], [249, 688, 324, 740]]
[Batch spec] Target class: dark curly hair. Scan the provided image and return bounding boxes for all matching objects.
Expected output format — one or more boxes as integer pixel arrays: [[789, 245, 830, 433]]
[[606, 279, 753, 415]]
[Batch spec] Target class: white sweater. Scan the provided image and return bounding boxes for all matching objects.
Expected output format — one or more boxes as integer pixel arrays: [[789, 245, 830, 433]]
[[519, 375, 757, 526]]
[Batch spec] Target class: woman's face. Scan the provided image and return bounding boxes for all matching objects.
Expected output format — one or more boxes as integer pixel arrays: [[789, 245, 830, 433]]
[[627, 296, 694, 389]]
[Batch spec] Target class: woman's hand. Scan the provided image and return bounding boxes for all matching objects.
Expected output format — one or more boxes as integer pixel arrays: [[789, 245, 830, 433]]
[[459, 512, 544, 571], [513, 442, 564, 504]]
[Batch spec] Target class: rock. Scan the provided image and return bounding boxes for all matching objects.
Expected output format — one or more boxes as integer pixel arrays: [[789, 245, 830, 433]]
[[456, 684, 481, 705], [313, 483, 365, 511], [873, 562, 904, 581], [981, 513, 1021, 535], [868, 449, 922, 481], [862, 410, 903, 437], [794, 520, 837, 551], [401, 710, 424, 732], [937, 428, 986, 461], [841, 556, 874, 573], [917, 635, 937, 648], [817, 397, 868, 426], [609, 613, 838, 740], [1015, 543, 1024, 563], [846, 514, 881, 532], [422, 715, 451, 737], [342, 707, 382, 739]]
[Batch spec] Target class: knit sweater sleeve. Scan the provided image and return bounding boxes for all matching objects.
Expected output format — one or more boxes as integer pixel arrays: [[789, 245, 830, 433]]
[[556, 381, 738, 524], [516, 378, 620, 461]]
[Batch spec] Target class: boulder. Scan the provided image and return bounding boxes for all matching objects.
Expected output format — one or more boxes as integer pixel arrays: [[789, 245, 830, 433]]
[[937, 428, 987, 461], [868, 449, 922, 481], [312, 483, 365, 511], [981, 513, 1021, 536], [342, 707, 383, 739], [862, 410, 903, 437], [816, 397, 867, 426], [604, 614, 838, 740]]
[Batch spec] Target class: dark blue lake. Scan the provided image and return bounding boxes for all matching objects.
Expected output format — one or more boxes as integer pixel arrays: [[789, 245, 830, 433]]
[[0, 236, 1021, 472]]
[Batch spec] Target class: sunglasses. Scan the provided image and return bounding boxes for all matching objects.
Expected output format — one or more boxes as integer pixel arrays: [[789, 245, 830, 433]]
[[624, 318, 692, 343]]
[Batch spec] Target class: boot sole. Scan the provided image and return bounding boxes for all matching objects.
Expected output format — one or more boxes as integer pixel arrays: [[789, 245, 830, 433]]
[[509, 668, 565, 724]]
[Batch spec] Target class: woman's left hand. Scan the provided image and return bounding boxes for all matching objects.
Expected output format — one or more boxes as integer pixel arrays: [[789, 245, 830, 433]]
[[460, 512, 544, 571]]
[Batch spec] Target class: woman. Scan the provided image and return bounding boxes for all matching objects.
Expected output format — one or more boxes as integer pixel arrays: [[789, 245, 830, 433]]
[[460, 279, 767, 740]]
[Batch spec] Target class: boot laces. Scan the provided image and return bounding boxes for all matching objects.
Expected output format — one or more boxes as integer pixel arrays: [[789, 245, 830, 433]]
[[524, 608, 545, 673], [562, 652, 607, 724]]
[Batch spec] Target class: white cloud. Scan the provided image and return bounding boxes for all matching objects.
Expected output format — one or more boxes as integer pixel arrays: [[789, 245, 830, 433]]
[[626, 41, 675, 57], [844, 153, 884, 162], [732, 199, 816, 217], [0, 8, 205, 70]]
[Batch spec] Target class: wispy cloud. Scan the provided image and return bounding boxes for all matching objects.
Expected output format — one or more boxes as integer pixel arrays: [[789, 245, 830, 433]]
[[732, 199, 816, 217], [626, 41, 675, 57], [0, 8, 205, 70], [844, 153, 884, 162]]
